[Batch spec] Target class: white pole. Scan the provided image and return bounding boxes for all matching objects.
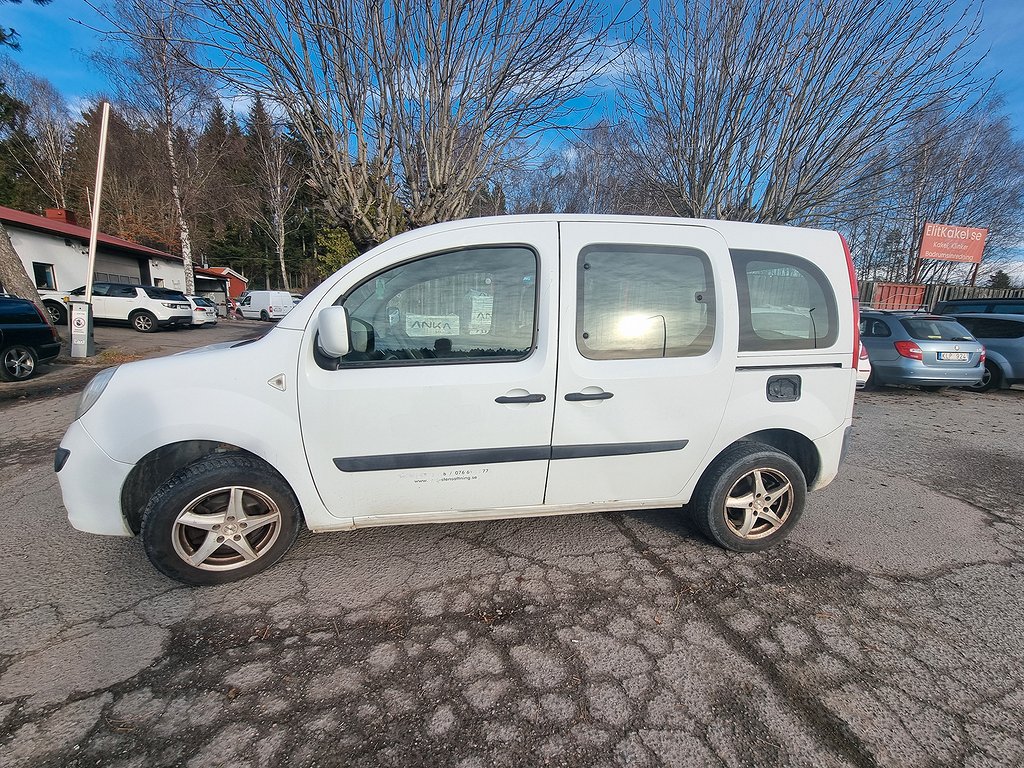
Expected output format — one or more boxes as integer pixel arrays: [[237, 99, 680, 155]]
[[85, 101, 111, 303]]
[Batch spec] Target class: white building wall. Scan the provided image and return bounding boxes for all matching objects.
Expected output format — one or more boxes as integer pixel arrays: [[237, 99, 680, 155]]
[[7, 227, 90, 291], [7, 225, 186, 291], [149, 258, 187, 292]]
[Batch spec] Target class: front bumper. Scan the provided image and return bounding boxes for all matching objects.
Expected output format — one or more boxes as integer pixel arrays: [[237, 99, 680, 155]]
[[55, 420, 134, 536]]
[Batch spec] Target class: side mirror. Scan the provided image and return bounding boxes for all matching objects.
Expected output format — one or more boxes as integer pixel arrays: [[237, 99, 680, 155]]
[[317, 305, 351, 358]]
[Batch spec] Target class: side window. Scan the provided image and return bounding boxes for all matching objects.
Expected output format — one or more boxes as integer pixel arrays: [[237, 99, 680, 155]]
[[109, 285, 136, 298], [339, 246, 537, 365], [944, 302, 987, 313], [963, 318, 1024, 339], [91, 284, 110, 297], [576, 245, 714, 360], [732, 250, 838, 351], [860, 318, 891, 338]]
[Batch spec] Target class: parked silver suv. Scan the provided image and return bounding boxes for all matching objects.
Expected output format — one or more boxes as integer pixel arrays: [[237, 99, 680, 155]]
[[860, 311, 984, 390], [68, 283, 192, 333], [952, 314, 1024, 391]]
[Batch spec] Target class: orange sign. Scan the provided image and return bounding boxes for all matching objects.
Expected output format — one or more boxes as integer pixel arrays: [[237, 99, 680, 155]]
[[919, 222, 988, 264]]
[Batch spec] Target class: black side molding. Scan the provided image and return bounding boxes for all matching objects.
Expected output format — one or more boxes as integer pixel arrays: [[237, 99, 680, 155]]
[[551, 440, 687, 460], [334, 440, 687, 472], [334, 446, 550, 472]]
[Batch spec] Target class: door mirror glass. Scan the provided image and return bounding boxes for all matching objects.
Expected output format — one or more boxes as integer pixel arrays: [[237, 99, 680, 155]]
[[317, 305, 351, 358]]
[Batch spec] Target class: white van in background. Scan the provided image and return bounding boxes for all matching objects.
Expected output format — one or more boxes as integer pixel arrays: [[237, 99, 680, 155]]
[[237, 290, 294, 321]]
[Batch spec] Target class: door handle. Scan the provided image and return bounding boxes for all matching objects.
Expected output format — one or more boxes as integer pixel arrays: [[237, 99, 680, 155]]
[[495, 393, 547, 404], [565, 391, 614, 401]]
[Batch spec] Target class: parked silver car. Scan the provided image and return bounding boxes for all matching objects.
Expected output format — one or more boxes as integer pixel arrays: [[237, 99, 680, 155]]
[[952, 313, 1024, 391], [860, 311, 984, 390]]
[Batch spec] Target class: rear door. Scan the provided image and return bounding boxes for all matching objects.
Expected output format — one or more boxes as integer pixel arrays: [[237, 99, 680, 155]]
[[101, 284, 139, 321], [545, 222, 737, 506]]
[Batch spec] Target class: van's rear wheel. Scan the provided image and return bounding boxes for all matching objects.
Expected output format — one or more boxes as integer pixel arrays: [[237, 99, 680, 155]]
[[692, 442, 806, 552], [260, 310, 270, 321], [141, 454, 301, 585]]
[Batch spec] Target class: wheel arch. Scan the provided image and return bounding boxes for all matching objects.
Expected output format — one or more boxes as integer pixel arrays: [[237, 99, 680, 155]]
[[702, 429, 820, 491], [120, 440, 297, 534]]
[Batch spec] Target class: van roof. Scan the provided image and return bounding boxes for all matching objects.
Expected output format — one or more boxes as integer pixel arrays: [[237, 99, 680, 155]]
[[365, 214, 841, 256]]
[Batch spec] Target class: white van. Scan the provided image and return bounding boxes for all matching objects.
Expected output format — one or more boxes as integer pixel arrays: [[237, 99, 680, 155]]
[[237, 290, 294, 321], [56, 216, 859, 584]]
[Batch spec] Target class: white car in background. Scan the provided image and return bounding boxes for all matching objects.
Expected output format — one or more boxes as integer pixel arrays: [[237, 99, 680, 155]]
[[186, 295, 218, 328], [857, 341, 872, 389]]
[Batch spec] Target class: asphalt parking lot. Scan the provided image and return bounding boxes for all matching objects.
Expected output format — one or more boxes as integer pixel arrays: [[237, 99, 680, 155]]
[[0, 327, 1022, 767]]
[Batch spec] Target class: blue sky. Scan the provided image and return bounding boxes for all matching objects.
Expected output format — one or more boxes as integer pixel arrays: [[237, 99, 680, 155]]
[[3, 1, 1024, 135]]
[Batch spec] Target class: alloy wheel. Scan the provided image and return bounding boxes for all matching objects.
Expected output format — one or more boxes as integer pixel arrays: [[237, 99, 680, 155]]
[[171, 486, 283, 571], [723, 467, 794, 540]]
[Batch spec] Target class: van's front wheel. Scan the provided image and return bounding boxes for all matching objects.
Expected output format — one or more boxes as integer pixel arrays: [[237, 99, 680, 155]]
[[692, 442, 806, 552], [141, 454, 301, 585]]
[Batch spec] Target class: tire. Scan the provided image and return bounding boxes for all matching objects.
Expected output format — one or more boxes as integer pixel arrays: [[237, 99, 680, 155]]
[[691, 442, 806, 552], [141, 454, 302, 585], [130, 310, 159, 333], [44, 301, 67, 325], [968, 362, 1002, 393], [0, 344, 39, 382], [260, 310, 270, 321]]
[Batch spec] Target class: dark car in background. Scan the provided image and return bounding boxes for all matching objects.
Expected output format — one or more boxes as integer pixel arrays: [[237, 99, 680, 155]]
[[0, 296, 61, 381], [952, 314, 1024, 391], [860, 311, 984, 390], [933, 297, 1024, 315]]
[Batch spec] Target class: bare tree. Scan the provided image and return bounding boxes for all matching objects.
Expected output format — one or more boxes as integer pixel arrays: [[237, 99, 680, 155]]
[[192, 0, 618, 250], [625, 0, 985, 225], [0, 56, 75, 208], [830, 97, 1024, 284], [91, 0, 214, 293]]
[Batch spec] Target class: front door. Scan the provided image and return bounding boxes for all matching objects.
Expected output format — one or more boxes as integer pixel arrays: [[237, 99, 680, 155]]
[[298, 221, 559, 522], [545, 221, 737, 506]]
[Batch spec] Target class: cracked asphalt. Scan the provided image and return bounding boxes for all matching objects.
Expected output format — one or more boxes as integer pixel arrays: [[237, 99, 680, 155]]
[[1, 335, 1022, 766]]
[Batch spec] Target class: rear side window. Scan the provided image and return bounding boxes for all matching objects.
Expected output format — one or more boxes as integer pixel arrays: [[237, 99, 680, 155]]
[[900, 318, 973, 341], [956, 317, 1024, 339], [0, 300, 39, 324], [939, 302, 987, 313], [576, 245, 714, 360], [732, 250, 838, 351], [860, 318, 892, 338], [143, 286, 186, 300]]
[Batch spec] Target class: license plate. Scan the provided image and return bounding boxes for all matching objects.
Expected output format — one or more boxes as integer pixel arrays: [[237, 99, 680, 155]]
[[937, 352, 968, 361]]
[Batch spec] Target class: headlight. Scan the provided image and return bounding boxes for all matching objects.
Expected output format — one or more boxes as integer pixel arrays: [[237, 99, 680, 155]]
[[76, 366, 119, 420]]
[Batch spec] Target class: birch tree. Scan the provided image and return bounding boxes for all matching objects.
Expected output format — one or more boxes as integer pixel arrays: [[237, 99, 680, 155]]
[[92, 0, 212, 293], [245, 98, 304, 291], [0, 57, 74, 208], [193, 0, 618, 250], [625, 0, 985, 225]]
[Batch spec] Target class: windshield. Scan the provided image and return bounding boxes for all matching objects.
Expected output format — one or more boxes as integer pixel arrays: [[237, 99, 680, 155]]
[[900, 318, 974, 341], [191, 296, 215, 307]]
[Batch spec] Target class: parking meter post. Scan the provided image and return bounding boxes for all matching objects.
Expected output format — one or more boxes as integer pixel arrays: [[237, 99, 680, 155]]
[[70, 300, 94, 358]]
